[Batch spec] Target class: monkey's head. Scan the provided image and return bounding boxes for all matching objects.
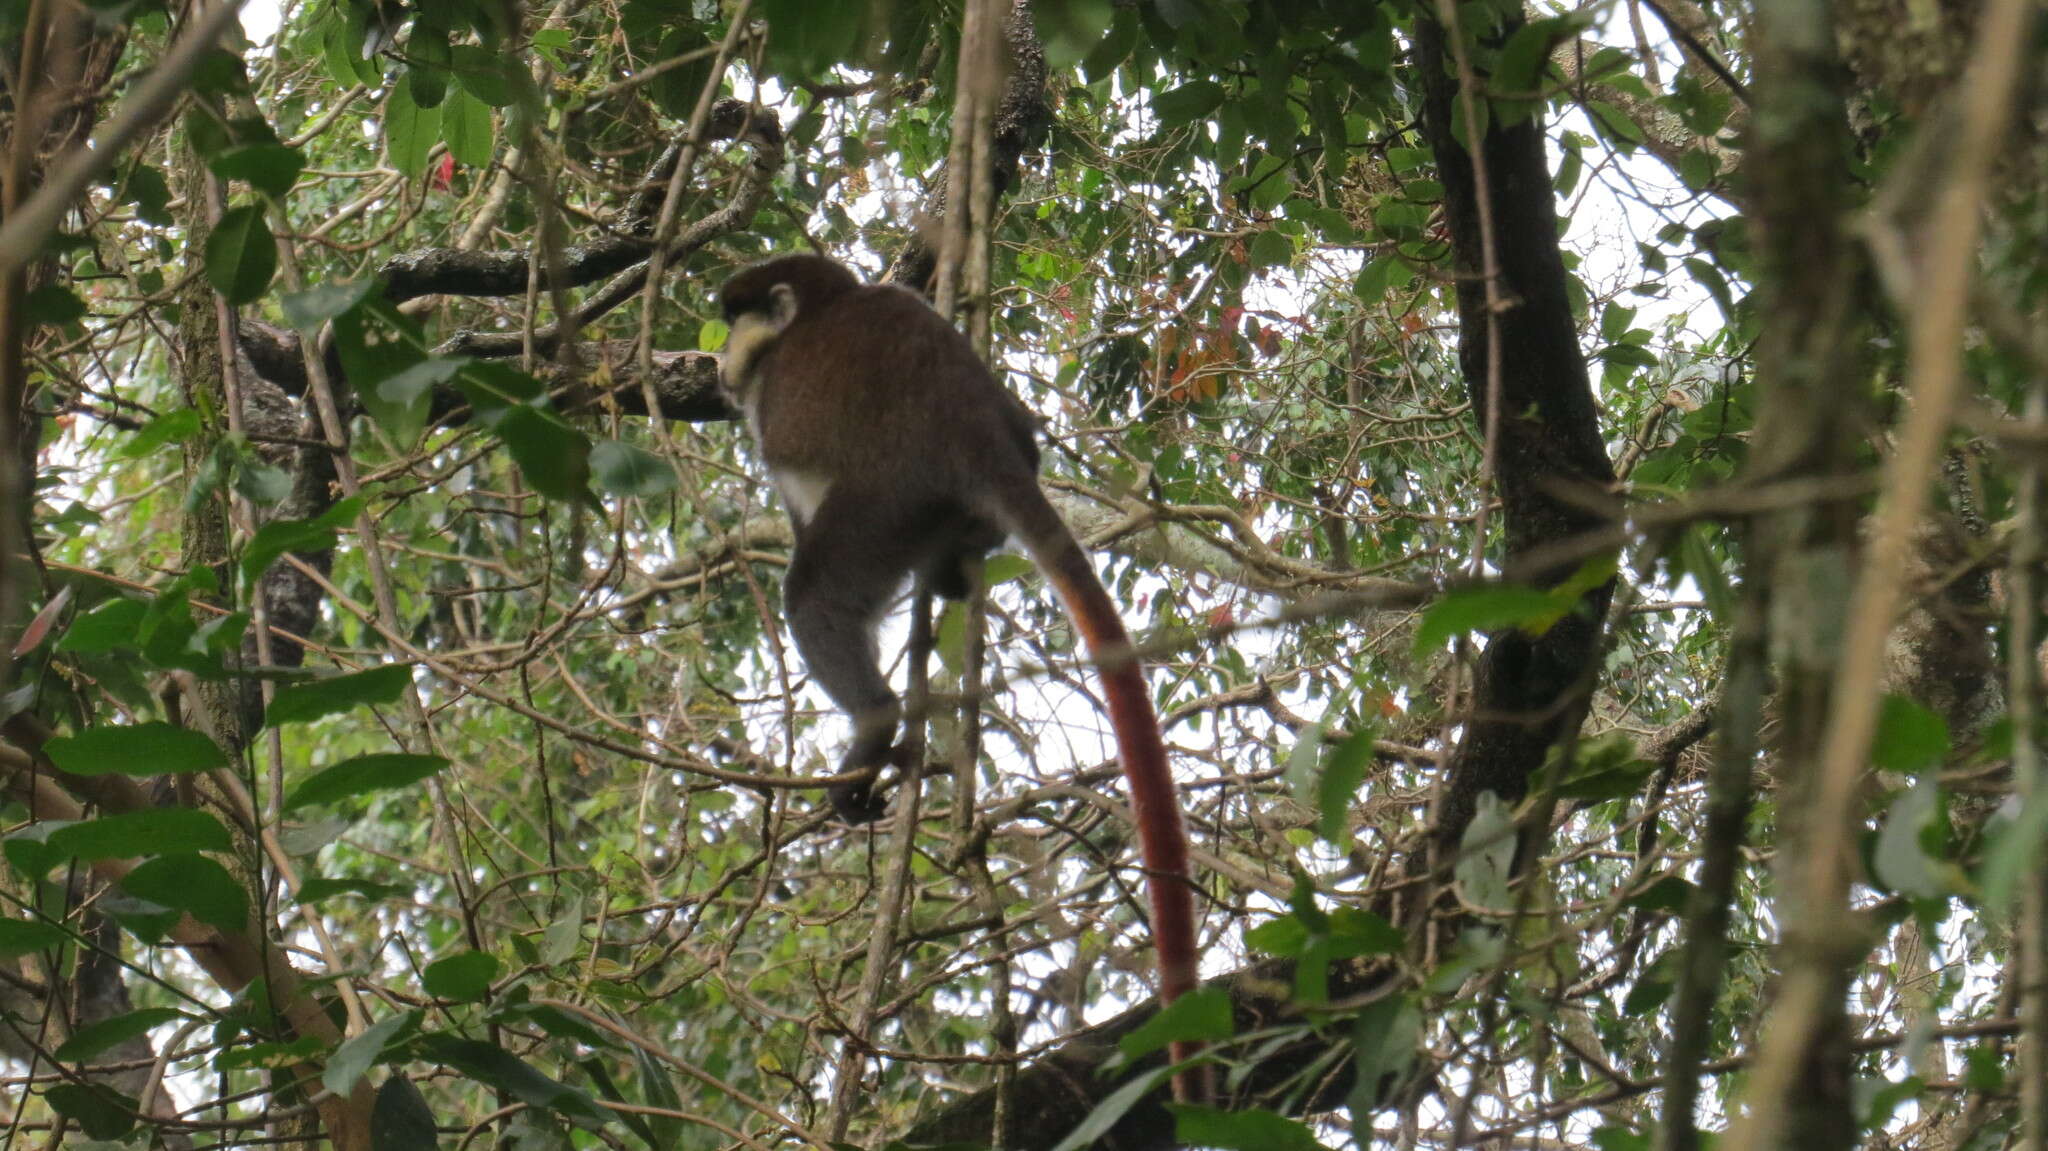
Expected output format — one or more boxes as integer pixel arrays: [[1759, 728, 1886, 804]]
[[716, 255, 863, 403]]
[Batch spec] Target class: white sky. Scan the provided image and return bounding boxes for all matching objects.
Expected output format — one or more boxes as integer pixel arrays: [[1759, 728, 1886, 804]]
[[240, 0, 283, 45]]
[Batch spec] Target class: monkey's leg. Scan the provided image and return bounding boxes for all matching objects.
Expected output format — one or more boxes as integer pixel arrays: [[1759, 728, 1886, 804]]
[[783, 502, 923, 823], [918, 505, 1005, 601]]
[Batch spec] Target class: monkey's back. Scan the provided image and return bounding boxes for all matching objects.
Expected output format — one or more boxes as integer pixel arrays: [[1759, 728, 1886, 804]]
[[754, 283, 1042, 501]]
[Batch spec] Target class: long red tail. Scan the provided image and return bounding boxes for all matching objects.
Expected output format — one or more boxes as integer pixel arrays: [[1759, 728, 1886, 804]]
[[1005, 488, 1206, 1101]]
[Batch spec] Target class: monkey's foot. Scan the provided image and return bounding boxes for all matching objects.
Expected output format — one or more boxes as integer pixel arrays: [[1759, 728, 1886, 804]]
[[827, 778, 889, 825]]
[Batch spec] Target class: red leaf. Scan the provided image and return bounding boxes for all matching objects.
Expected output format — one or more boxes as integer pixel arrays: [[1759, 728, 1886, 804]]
[[14, 586, 73, 657]]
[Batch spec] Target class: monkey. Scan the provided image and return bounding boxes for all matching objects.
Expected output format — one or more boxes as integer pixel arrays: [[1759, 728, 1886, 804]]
[[717, 254, 1206, 1100]]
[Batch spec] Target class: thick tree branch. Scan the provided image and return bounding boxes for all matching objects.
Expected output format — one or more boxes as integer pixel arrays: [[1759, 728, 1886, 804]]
[[1416, 15, 1618, 859], [885, 0, 1050, 291], [374, 100, 781, 303]]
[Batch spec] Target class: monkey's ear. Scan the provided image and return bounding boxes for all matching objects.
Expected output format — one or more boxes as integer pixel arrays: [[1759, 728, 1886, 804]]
[[768, 283, 798, 332]]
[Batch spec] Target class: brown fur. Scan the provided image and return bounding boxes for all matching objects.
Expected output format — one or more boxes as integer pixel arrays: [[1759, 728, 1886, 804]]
[[718, 255, 1206, 1100]]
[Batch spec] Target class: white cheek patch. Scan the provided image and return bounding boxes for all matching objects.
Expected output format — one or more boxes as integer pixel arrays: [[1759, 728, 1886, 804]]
[[720, 317, 777, 406], [774, 469, 832, 524]]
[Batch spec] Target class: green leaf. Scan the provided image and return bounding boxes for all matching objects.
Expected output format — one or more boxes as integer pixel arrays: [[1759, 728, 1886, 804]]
[[1346, 994, 1419, 1116], [1600, 303, 1636, 342], [234, 462, 292, 505], [645, 26, 712, 117], [1624, 874, 1696, 913], [1672, 73, 1733, 135], [591, 441, 679, 498], [384, 81, 442, 177], [1153, 81, 1225, 126], [264, 664, 413, 728], [366, 355, 465, 443], [1982, 787, 2048, 910], [215, 1035, 324, 1072], [1326, 908, 1403, 956], [208, 143, 305, 200], [578, 1056, 656, 1146], [1547, 731, 1657, 802], [1454, 792, 1516, 913], [423, 950, 501, 1002], [99, 892, 180, 945], [1243, 915, 1307, 958], [56, 598, 147, 653], [454, 361, 546, 426], [1048, 1065, 1176, 1151], [325, 1010, 420, 1097], [1288, 900, 1403, 1006], [47, 808, 231, 862], [1623, 948, 1680, 1015], [441, 86, 495, 168], [241, 497, 363, 585], [284, 753, 450, 812], [3, 823, 57, 882], [1874, 695, 1949, 774], [280, 819, 350, 860], [1311, 83, 1349, 164], [122, 162, 173, 224], [1599, 343, 1658, 369], [984, 554, 1034, 586], [204, 204, 277, 305], [633, 1045, 685, 1150], [1586, 99, 1645, 146], [1239, 154, 1295, 213], [761, 0, 867, 77], [1080, 6, 1139, 80], [373, 1075, 440, 1149], [531, 27, 572, 61], [55, 1007, 187, 1063], [45, 722, 228, 776], [1412, 583, 1566, 655], [1036, 0, 1114, 71], [1117, 986, 1232, 1060], [1170, 1105, 1328, 1151], [1554, 138, 1584, 195], [281, 280, 375, 329], [1678, 147, 1717, 191], [416, 1034, 609, 1128], [1386, 147, 1430, 173], [1315, 731, 1373, 843], [497, 407, 591, 501], [1249, 228, 1293, 269], [449, 44, 517, 106], [1874, 778, 1945, 899], [1354, 256, 1413, 299], [405, 29, 450, 109], [44, 1082, 137, 1140], [1592, 1128, 1652, 1151], [23, 284, 85, 326], [120, 408, 203, 458], [120, 854, 247, 930], [1496, 16, 1579, 97], [542, 895, 584, 966], [0, 918, 66, 957], [323, 7, 379, 87], [503, 1003, 612, 1049]]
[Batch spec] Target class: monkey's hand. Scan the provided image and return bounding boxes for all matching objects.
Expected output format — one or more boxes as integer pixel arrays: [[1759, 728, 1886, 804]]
[[825, 741, 921, 825]]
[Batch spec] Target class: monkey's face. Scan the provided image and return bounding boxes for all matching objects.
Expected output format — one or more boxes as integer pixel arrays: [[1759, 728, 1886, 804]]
[[717, 281, 797, 410]]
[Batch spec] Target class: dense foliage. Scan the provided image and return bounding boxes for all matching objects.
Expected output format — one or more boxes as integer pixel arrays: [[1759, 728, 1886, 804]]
[[0, 0, 2040, 1148]]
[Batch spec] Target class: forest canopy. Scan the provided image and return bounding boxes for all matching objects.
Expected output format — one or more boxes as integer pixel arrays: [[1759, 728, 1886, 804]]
[[0, 0, 2041, 1148]]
